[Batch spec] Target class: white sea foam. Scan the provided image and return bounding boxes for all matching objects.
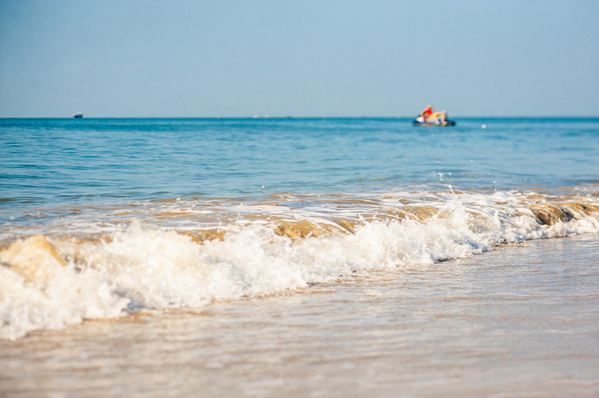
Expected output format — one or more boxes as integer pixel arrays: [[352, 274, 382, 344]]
[[1, 190, 598, 339]]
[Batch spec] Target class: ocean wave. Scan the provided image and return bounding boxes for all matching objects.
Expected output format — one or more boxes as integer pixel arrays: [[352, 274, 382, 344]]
[[1, 188, 598, 339]]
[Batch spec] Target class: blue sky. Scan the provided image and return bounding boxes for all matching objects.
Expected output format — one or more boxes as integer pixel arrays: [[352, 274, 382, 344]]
[[1, 0, 598, 117]]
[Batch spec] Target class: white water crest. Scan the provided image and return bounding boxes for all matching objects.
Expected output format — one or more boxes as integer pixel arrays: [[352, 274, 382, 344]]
[[1, 189, 599, 339]]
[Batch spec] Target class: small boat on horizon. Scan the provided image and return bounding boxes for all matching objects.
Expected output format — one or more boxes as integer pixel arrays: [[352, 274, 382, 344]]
[[413, 105, 455, 126], [412, 115, 455, 126], [73, 112, 83, 118]]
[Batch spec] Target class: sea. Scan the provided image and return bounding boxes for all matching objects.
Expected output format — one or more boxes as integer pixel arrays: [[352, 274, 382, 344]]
[[1, 117, 598, 397]]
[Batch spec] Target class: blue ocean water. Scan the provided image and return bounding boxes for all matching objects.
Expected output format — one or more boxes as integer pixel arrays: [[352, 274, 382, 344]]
[[1, 117, 597, 209], [1, 117, 598, 339]]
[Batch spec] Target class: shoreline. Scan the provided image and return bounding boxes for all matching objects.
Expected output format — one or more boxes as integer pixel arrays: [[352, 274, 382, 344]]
[[2, 233, 598, 397]]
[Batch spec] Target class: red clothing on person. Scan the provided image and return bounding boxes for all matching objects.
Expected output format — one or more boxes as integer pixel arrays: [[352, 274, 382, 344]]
[[422, 105, 433, 118]]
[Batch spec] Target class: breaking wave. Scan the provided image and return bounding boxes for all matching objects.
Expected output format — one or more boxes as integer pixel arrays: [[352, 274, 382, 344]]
[[1, 188, 598, 339]]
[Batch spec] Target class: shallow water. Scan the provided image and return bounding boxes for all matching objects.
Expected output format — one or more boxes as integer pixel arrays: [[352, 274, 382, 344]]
[[1, 234, 598, 398]]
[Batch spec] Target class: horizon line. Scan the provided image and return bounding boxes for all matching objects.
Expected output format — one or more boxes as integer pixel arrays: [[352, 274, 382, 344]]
[[2, 115, 599, 119]]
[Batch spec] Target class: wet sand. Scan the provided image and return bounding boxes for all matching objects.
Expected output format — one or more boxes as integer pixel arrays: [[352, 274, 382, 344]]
[[1, 234, 598, 398]]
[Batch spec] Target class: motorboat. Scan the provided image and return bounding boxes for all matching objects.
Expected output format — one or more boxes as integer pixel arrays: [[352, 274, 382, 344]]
[[73, 112, 83, 118], [413, 114, 455, 126]]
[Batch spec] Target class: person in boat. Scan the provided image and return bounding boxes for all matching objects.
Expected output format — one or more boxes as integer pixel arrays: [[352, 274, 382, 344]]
[[417, 105, 450, 124], [421, 105, 433, 121]]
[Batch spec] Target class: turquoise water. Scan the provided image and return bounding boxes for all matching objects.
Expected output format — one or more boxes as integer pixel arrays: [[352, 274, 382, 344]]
[[2, 117, 597, 206], [1, 117, 598, 339]]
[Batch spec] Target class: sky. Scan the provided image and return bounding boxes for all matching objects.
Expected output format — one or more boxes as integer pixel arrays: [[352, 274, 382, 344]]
[[1, 0, 598, 118]]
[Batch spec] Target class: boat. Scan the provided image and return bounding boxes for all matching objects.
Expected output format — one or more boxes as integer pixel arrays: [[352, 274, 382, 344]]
[[412, 115, 455, 126], [73, 112, 83, 118], [413, 105, 455, 126]]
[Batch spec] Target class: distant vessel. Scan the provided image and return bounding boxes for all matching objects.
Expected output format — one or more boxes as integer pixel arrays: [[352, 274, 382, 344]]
[[413, 105, 455, 126], [73, 112, 83, 118], [412, 115, 455, 126]]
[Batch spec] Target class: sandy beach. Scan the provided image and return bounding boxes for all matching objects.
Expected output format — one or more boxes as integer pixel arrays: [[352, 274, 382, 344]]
[[2, 233, 598, 398]]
